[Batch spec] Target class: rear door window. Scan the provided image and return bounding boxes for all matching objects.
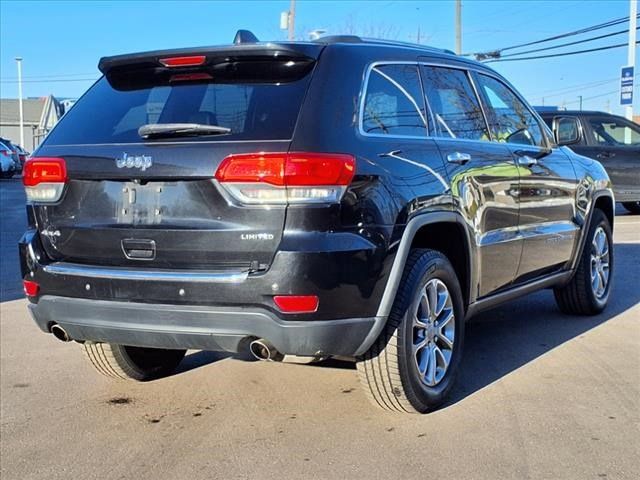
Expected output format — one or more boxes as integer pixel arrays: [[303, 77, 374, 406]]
[[44, 74, 312, 145], [361, 64, 428, 137], [420, 66, 489, 141]]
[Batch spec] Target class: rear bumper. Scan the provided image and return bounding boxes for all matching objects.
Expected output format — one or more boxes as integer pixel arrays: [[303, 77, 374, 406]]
[[29, 296, 384, 356]]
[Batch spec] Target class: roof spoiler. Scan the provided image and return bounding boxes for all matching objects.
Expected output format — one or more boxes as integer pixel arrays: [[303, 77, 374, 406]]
[[98, 42, 322, 76]]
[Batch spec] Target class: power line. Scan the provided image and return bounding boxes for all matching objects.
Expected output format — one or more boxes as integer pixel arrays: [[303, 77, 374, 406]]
[[0, 78, 97, 84], [563, 89, 619, 105], [485, 41, 638, 63], [527, 77, 619, 98], [500, 15, 634, 52], [471, 14, 638, 60], [499, 27, 636, 59], [0, 72, 96, 81]]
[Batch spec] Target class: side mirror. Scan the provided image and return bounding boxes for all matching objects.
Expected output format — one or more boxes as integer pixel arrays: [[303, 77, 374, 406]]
[[552, 116, 581, 146]]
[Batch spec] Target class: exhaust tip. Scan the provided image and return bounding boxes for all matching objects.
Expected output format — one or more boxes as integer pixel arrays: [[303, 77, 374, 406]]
[[249, 339, 283, 362], [50, 324, 71, 342]]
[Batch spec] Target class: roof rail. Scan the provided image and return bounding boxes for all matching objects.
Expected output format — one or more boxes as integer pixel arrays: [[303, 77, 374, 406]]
[[312, 35, 363, 44], [233, 29, 259, 44], [313, 34, 455, 55]]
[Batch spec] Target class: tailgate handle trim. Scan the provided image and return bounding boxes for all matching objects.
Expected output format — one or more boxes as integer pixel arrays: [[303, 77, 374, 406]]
[[121, 238, 156, 261], [42, 262, 248, 283]]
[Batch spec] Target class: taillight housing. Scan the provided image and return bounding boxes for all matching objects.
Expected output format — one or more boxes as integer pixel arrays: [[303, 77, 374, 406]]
[[215, 152, 355, 204], [23, 157, 67, 203]]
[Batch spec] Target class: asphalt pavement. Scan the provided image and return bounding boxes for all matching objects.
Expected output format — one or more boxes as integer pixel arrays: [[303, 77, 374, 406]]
[[1, 177, 638, 480]]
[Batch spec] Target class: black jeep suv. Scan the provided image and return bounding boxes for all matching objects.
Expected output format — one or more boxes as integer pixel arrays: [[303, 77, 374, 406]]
[[19, 33, 614, 413]]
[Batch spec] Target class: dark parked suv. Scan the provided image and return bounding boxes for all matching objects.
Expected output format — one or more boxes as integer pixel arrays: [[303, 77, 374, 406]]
[[538, 110, 640, 214], [20, 33, 614, 413]]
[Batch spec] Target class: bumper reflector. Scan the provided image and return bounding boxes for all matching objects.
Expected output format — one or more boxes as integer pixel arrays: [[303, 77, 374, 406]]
[[273, 295, 319, 313], [23, 280, 40, 297]]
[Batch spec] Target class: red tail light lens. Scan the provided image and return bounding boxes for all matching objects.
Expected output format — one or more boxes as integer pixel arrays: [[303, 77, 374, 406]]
[[23, 280, 40, 297], [23, 157, 67, 202], [216, 153, 286, 186], [159, 55, 207, 67], [23, 157, 67, 186], [215, 152, 355, 204], [273, 295, 319, 313]]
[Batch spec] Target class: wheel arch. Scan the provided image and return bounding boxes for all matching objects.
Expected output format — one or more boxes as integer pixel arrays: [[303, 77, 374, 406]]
[[568, 189, 615, 274], [376, 212, 474, 319]]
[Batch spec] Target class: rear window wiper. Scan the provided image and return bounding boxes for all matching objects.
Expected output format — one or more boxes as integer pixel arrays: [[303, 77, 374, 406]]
[[138, 123, 231, 139]]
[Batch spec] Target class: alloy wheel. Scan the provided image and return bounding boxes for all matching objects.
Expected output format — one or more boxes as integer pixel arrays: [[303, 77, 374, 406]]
[[590, 226, 610, 299], [412, 278, 455, 387]]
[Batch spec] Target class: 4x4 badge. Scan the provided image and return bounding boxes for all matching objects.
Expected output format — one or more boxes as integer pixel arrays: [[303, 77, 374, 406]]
[[116, 153, 152, 171]]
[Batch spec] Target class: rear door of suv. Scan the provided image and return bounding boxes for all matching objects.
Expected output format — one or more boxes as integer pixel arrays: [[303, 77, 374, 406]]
[[30, 44, 322, 272], [419, 62, 522, 298]]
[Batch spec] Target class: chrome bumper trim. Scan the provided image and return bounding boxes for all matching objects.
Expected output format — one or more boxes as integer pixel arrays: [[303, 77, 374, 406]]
[[42, 262, 248, 283]]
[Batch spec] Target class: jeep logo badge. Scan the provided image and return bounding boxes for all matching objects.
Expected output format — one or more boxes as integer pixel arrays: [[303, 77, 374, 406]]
[[116, 153, 152, 171]]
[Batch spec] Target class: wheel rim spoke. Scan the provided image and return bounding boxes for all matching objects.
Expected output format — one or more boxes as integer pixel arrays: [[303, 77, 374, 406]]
[[426, 344, 437, 385], [426, 281, 438, 320]]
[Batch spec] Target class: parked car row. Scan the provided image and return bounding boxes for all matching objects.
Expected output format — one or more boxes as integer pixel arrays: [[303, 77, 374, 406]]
[[538, 110, 640, 214], [0, 137, 29, 178]]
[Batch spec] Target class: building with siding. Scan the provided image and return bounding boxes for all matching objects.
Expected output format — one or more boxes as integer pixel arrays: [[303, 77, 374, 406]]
[[0, 96, 63, 151]]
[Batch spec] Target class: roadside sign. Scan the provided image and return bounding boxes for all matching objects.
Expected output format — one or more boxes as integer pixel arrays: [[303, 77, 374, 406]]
[[620, 66, 634, 106]]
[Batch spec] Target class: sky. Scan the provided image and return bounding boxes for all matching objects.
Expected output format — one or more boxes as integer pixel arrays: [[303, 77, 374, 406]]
[[0, 0, 637, 116]]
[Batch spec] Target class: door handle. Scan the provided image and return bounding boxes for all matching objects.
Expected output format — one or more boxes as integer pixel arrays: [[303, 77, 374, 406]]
[[596, 152, 615, 159], [447, 152, 471, 165], [516, 155, 538, 167]]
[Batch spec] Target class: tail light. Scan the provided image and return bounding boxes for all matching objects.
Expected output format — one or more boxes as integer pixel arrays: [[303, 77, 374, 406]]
[[215, 152, 355, 204], [23, 157, 67, 203], [0, 149, 10, 157]]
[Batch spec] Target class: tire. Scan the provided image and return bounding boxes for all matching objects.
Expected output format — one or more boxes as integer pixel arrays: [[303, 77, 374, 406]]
[[622, 201, 640, 214], [83, 342, 186, 381], [554, 209, 613, 315], [357, 249, 465, 413]]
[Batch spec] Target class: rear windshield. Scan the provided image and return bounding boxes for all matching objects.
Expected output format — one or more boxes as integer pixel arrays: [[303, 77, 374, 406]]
[[44, 73, 312, 145]]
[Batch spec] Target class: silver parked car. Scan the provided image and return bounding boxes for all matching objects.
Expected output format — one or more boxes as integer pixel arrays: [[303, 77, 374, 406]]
[[0, 140, 18, 178]]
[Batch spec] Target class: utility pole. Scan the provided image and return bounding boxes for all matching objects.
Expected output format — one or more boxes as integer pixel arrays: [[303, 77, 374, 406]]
[[288, 0, 296, 41], [15, 57, 25, 148], [626, 0, 637, 121], [455, 0, 462, 54], [578, 95, 583, 111]]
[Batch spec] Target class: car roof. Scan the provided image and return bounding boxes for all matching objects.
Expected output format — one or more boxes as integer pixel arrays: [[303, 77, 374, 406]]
[[537, 110, 625, 118]]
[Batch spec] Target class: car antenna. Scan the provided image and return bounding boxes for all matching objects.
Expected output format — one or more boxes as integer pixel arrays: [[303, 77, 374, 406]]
[[233, 30, 259, 44]]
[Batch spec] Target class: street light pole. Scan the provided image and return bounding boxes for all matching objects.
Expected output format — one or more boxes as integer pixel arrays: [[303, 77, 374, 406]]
[[455, 0, 462, 54], [626, 0, 637, 121], [15, 57, 25, 148], [288, 0, 296, 41]]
